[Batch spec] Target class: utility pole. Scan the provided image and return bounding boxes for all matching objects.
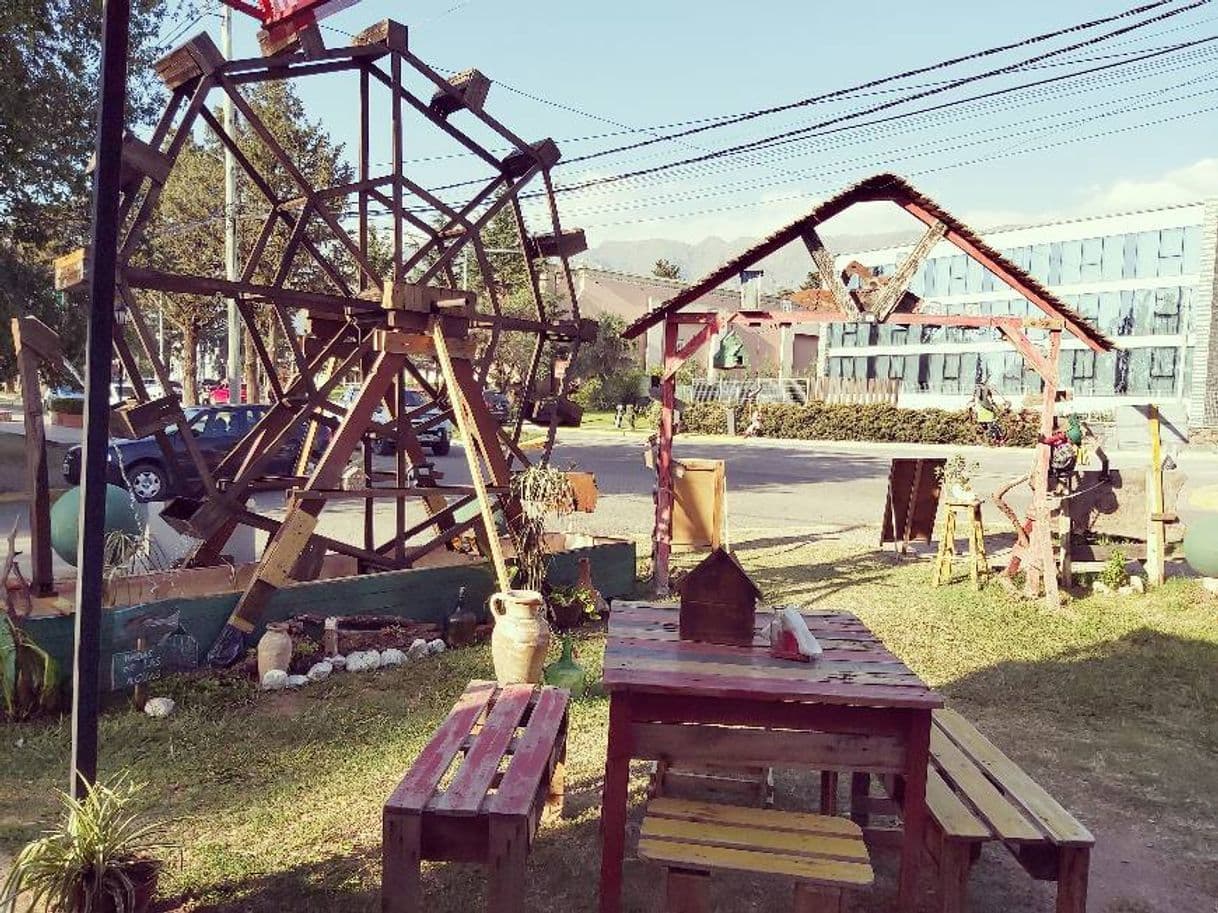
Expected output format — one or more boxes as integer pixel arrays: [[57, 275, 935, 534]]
[[222, 1, 241, 400]]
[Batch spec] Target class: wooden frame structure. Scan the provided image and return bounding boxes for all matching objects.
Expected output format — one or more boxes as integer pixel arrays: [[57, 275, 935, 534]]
[[54, 20, 591, 665], [621, 173, 1113, 604]]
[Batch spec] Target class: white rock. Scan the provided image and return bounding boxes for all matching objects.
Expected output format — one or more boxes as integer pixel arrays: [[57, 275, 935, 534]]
[[143, 697, 176, 718], [329, 654, 347, 671], [1129, 576, 1146, 594], [1092, 581, 1113, 595], [427, 638, 446, 655], [380, 648, 407, 667], [286, 674, 309, 688], [262, 669, 289, 690], [1202, 577, 1218, 595], [345, 651, 367, 672], [307, 661, 333, 682], [407, 638, 429, 661]]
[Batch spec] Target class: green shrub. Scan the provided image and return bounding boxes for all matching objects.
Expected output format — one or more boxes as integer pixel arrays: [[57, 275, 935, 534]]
[[677, 401, 1038, 446], [47, 395, 84, 415]]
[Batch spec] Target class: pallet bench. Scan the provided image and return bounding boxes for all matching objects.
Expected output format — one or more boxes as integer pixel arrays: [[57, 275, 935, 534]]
[[854, 708, 1093, 913], [382, 680, 570, 913], [639, 798, 873, 913]]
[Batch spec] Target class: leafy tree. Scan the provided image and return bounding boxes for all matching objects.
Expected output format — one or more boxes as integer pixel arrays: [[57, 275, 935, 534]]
[[799, 270, 823, 290], [652, 258, 682, 280], [0, 0, 185, 381]]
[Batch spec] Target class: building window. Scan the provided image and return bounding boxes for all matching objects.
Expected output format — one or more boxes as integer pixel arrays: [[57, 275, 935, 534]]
[[1060, 239, 1083, 284], [1080, 237, 1103, 282], [1184, 225, 1202, 275], [942, 353, 962, 381], [1158, 227, 1184, 278], [1152, 288, 1181, 335], [948, 255, 968, 295], [1101, 235, 1124, 281], [1135, 230, 1159, 278], [1029, 244, 1051, 284], [1072, 351, 1096, 395]]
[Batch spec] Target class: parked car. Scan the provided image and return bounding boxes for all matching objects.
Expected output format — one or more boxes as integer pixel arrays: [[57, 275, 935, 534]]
[[363, 388, 452, 457], [202, 382, 247, 405], [483, 389, 511, 424], [62, 404, 326, 502]]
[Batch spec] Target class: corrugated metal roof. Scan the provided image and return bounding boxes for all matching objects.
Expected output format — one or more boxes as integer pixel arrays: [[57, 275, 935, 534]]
[[620, 173, 1112, 352]]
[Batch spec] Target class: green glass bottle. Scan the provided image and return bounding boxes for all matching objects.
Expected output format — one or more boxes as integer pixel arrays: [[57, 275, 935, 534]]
[[543, 635, 586, 698]]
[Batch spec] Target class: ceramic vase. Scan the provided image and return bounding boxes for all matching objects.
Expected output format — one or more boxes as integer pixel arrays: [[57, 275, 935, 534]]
[[490, 589, 551, 684]]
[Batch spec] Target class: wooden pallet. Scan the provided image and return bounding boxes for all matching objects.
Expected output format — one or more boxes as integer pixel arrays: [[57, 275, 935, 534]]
[[639, 798, 873, 913], [382, 680, 570, 913]]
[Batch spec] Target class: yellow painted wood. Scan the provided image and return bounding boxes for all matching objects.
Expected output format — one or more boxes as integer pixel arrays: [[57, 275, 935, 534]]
[[642, 816, 870, 862], [934, 709, 1094, 846], [259, 510, 319, 588], [930, 726, 1042, 843], [648, 798, 862, 838], [638, 838, 873, 887], [925, 767, 991, 842]]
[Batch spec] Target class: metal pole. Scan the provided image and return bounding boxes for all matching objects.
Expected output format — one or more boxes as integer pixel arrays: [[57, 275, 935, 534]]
[[71, 0, 130, 798], [222, 2, 241, 401]]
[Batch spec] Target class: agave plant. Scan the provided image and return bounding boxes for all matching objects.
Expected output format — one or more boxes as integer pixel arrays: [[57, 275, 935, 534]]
[[1, 775, 170, 913]]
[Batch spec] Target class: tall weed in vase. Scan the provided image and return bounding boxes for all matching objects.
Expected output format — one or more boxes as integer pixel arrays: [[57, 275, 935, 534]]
[[508, 466, 574, 592]]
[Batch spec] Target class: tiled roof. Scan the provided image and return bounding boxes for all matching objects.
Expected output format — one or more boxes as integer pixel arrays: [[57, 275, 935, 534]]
[[620, 173, 1112, 352]]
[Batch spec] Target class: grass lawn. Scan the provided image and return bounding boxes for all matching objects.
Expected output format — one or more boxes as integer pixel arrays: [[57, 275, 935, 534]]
[[2, 536, 1216, 912]]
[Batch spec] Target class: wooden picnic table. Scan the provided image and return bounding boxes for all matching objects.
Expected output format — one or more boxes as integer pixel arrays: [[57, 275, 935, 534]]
[[598, 601, 943, 913]]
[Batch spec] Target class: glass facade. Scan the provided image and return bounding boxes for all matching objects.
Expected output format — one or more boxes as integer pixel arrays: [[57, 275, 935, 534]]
[[826, 221, 1205, 400]]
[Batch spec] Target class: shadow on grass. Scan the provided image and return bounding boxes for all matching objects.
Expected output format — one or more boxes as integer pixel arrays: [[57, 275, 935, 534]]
[[745, 547, 902, 604]]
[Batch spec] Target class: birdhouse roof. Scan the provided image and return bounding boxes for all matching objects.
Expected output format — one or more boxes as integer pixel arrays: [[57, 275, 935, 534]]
[[687, 547, 762, 596]]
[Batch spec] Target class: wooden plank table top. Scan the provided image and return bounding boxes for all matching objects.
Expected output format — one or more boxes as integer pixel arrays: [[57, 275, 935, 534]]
[[603, 602, 942, 710]]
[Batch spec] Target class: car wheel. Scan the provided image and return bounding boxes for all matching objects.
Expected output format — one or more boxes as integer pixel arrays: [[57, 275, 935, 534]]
[[127, 462, 168, 502], [430, 431, 451, 456]]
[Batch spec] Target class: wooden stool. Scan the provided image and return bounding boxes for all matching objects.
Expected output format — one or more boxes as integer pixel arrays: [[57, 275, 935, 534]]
[[638, 798, 873, 913], [932, 499, 990, 589]]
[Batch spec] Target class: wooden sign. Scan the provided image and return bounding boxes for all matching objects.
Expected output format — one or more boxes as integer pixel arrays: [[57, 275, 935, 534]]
[[880, 458, 945, 550], [672, 458, 725, 551]]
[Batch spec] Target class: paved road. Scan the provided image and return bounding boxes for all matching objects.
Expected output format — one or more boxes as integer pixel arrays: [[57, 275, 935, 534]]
[[4, 426, 1216, 582]]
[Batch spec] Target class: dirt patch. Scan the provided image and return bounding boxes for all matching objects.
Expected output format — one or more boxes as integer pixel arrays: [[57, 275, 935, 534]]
[[0, 432, 69, 495]]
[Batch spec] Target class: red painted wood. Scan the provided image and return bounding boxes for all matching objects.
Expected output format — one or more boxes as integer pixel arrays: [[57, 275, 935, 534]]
[[487, 687, 569, 817], [434, 685, 534, 815], [605, 647, 917, 682], [608, 635, 897, 664], [385, 681, 496, 812], [627, 692, 914, 736], [897, 710, 934, 912], [599, 693, 632, 913]]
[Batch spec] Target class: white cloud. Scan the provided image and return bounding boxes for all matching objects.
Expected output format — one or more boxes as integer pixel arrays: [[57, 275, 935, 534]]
[[1074, 158, 1218, 215]]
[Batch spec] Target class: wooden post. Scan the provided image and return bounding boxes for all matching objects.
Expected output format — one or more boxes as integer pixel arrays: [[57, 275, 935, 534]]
[[12, 321, 53, 596], [653, 319, 679, 596], [1145, 404, 1166, 587]]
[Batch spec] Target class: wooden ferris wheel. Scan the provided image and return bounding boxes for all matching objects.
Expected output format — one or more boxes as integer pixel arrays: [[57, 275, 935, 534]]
[[56, 16, 593, 665]]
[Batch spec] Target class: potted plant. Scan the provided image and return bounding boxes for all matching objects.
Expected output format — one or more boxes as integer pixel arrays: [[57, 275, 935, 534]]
[[936, 454, 981, 502], [47, 395, 85, 429], [2, 775, 170, 913]]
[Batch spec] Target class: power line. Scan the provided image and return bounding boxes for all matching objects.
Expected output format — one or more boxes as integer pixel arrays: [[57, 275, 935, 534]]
[[552, 0, 1211, 194], [557, 0, 1203, 168]]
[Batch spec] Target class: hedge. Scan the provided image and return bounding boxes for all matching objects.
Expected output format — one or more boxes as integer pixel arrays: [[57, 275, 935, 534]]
[[673, 401, 1040, 447], [47, 395, 84, 415]]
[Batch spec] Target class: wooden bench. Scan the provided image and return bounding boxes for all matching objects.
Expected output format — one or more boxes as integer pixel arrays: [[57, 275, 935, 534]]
[[854, 708, 1094, 913], [382, 680, 570, 913], [638, 798, 873, 913]]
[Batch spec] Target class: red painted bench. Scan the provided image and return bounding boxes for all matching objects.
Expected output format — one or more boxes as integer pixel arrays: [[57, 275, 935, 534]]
[[382, 680, 570, 913]]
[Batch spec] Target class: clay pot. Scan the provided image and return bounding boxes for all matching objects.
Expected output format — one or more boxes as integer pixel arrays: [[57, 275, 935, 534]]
[[490, 590, 552, 684], [256, 623, 293, 679]]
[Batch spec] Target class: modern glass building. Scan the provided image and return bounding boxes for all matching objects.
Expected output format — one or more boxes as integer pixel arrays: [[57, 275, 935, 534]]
[[826, 200, 1218, 426]]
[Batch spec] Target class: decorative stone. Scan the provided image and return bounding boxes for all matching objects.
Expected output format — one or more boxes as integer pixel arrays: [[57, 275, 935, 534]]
[[1092, 581, 1112, 595], [307, 661, 333, 682], [1129, 576, 1146, 594], [286, 674, 309, 688], [407, 639, 429, 661], [427, 638, 446, 655], [1201, 577, 1218, 595], [380, 648, 407, 667], [261, 669, 289, 690], [330, 654, 347, 671], [1117, 585, 1134, 596], [143, 697, 176, 718]]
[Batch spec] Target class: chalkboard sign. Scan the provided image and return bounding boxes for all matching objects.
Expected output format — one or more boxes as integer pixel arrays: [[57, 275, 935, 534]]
[[111, 631, 198, 690]]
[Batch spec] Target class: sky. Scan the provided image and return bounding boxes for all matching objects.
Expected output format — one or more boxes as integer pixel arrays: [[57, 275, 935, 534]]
[[176, 0, 1218, 247]]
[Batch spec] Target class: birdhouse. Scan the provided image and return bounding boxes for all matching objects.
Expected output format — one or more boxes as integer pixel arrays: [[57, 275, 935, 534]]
[[679, 548, 761, 646]]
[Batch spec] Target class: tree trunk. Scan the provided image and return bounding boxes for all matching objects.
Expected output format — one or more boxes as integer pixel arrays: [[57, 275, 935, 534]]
[[244, 315, 261, 404], [182, 321, 199, 405]]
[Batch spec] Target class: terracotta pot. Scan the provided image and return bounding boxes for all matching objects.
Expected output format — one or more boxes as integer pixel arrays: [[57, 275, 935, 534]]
[[52, 412, 83, 428], [256, 622, 293, 679], [490, 590, 551, 684]]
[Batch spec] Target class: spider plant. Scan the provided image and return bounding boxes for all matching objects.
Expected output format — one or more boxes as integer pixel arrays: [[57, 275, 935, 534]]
[[1, 775, 171, 913], [1, 614, 58, 721]]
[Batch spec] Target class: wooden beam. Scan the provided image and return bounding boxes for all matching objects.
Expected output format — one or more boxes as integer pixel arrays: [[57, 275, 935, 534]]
[[872, 220, 946, 320], [802, 227, 860, 317], [662, 313, 731, 382], [997, 325, 1054, 382]]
